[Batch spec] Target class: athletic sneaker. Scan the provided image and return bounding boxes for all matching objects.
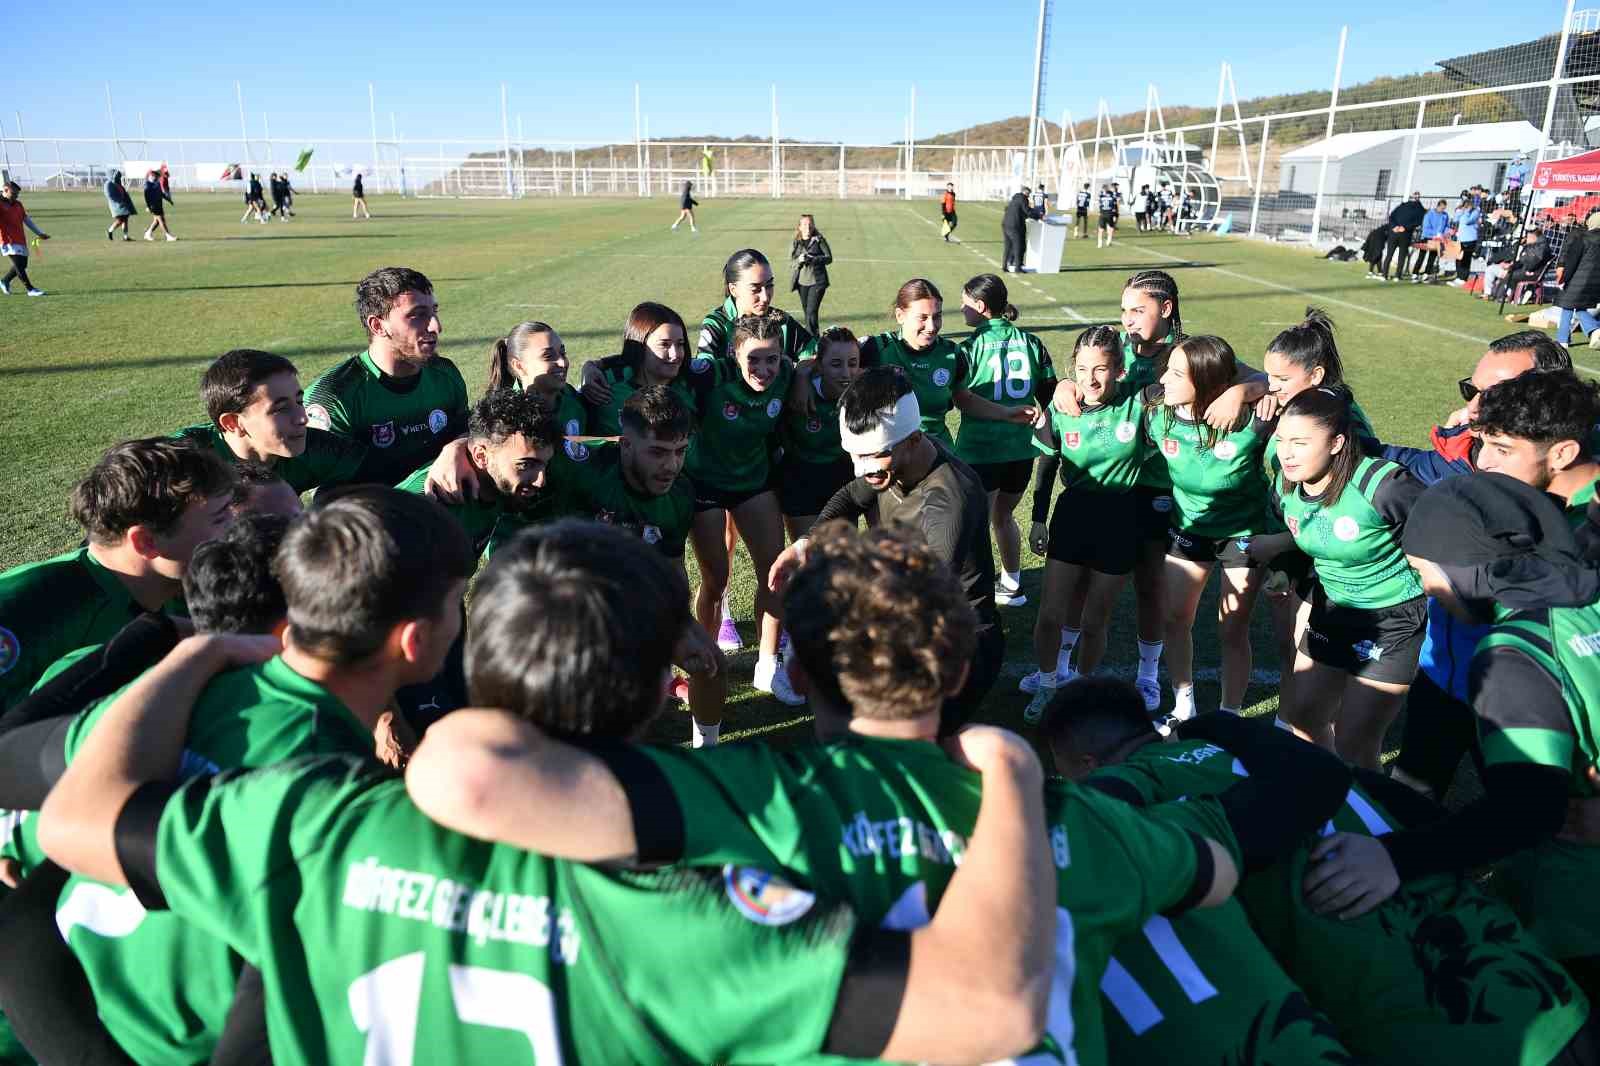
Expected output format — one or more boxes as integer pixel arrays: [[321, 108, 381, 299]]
[[106, 228, 114, 241], [0, 280, 8, 295], [753, 658, 806, 706], [1023, 687, 1053, 725], [143, 232, 154, 241], [1447, 279, 1467, 287], [716, 617, 742, 652], [1135, 676, 1161, 712], [1153, 714, 1179, 738], [994, 583, 1027, 607], [1018, 667, 1075, 695], [26, 289, 45, 297], [166, 235, 178, 242]]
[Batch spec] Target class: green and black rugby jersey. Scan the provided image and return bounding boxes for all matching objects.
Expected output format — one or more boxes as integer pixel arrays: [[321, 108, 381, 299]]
[[1148, 405, 1273, 539], [954, 317, 1058, 465], [1033, 382, 1146, 496], [859, 331, 965, 445], [174, 423, 366, 495], [697, 298, 815, 361], [681, 353, 793, 494], [304, 351, 468, 488], [546, 439, 694, 559], [580, 354, 695, 438]]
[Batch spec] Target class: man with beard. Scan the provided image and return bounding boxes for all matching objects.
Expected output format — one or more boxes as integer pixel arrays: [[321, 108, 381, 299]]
[[1472, 369, 1600, 520], [305, 267, 468, 489], [768, 366, 1003, 731]]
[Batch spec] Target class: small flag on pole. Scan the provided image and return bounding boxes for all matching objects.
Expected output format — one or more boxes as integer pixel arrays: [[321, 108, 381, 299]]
[[294, 148, 315, 172]]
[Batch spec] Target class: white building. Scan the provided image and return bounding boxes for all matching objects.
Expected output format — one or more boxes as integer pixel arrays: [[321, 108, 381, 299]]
[[1414, 121, 1543, 195], [1277, 121, 1541, 200]]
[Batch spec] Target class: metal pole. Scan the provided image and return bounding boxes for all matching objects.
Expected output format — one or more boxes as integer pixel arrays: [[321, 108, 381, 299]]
[[500, 83, 513, 197], [14, 112, 30, 186], [263, 114, 271, 164], [571, 145, 578, 197], [105, 83, 122, 163], [1249, 117, 1270, 237], [770, 84, 780, 199], [1535, 0, 1579, 167], [839, 143, 845, 200], [907, 85, 917, 200], [0, 118, 10, 181], [367, 83, 380, 193], [1308, 25, 1348, 245], [236, 81, 249, 165], [644, 116, 651, 195], [1025, 0, 1047, 184], [138, 112, 147, 149], [1401, 99, 1426, 201], [634, 83, 644, 197], [1210, 63, 1226, 169]]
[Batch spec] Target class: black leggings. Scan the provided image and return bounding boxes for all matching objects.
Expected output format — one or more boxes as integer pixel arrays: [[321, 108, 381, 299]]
[[1002, 227, 1025, 270], [1456, 240, 1480, 281], [796, 283, 827, 338], [1393, 671, 1479, 797], [2, 254, 32, 290]]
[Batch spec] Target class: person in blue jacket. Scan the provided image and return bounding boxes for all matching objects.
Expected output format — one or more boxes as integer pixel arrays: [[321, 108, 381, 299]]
[[1447, 194, 1483, 286], [1409, 199, 1451, 282]]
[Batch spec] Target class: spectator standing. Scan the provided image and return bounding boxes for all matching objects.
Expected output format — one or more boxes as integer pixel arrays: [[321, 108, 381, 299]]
[[352, 172, 371, 219], [1132, 184, 1150, 231], [1002, 186, 1031, 272], [1555, 211, 1600, 347], [0, 180, 49, 296], [1379, 190, 1425, 282], [1447, 194, 1482, 286], [1505, 153, 1529, 215], [1410, 199, 1451, 282], [103, 170, 136, 241], [141, 170, 177, 242], [789, 213, 833, 337]]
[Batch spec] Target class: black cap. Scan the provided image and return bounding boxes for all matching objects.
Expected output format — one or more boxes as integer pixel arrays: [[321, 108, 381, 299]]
[[1403, 472, 1600, 609]]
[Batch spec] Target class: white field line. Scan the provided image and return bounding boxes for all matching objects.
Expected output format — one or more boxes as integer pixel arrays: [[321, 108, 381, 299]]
[[903, 207, 1093, 324]]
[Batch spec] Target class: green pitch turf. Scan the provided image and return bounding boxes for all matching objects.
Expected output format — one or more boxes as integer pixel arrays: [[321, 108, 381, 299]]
[[0, 191, 1557, 749]]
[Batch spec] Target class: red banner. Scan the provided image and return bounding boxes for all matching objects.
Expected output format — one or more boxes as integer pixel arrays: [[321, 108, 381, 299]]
[[1533, 149, 1600, 192]]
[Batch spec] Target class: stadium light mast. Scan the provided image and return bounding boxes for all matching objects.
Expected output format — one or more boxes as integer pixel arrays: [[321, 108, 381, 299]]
[[105, 83, 122, 163], [1024, 0, 1051, 185], [368, 83, 380, 194]]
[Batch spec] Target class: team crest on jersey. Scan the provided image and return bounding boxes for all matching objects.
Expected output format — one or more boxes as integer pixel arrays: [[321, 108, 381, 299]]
[[806, 417, 822, 434], [932, 368, 952, 387], [1161, 438, 1180, 457], [1115, 421, 1137, 443], [565, 418, 581, 437], [1050, 824, 1071, 869], [564, 440, 590, 462], [1213, 440, 1238, 461], [1152, 495, 1173, 513], [690, 354, 714, 375], [722, 402, 741, 421], [1333, 516, 1360, 541], [0, 627, 18, 676], [1286, 515, 1300, 536], [723, 865, 815, 926], [766, 398, 782, 419], [428, 408, 448, 434], [371, 421, 396, 448], [642, 524, 662, 545], [1063, 431, 1081, 450], [305, 404, 331, 431]]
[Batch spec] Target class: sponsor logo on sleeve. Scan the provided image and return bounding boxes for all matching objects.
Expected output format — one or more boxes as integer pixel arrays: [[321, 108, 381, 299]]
[[1286, 515, 1300, 537], [565, 418, 581, 437], [723, 402, 741, 421], [690, 354, 713, 375], [371, 421, 396, 448], [724, 866, 815, 926], [306, 404, 331, 431], [642, 524, 662, 545], [427, 409, 448, 435], [563, 440, 590, 462], [1063, 431, 1081, 450], [1161, 438, 1180, 458]]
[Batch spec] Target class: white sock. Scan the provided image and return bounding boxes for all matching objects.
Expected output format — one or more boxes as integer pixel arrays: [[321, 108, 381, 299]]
[[1059, 626, 1081, 652], [1002, 569, 1021, 590], [720, 595, 734, 623], [1137, 640, 1163, 681], [756, 653, 779, 674], [1173, 684, 1195, 716], [692, 720, 720, 748]]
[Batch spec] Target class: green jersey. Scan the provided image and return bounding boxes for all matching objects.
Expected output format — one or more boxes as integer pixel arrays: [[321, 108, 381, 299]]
[[133, 755, 875, 1066], [1263, 398, 1376, 472], [682, 353, 793, 494], [1120, 331, 1174, 393], [580, 355, 694, 438], [532, 382, 588, 440], [0, 547, 144, 714], [304, 351, 469, 488], [696, 298, 815, 361], [1095, 737, 1591, 1065], [174, 423, 366, 495], [1472, 606, 1600, 958], [1271, 456, 1424, 609], [613, 734, 1215, 1066], [1150, 408, 1272, 539], [955, 317, 1058, 464], [1034, 383, 1145, 495], [547, 439, 694, 558], [860, 331, 964, 445], [1566, 473, 1600, 526], [55, 656, 375, 1065], [395, 464, 522, 557], [781, 375, 847, 466]]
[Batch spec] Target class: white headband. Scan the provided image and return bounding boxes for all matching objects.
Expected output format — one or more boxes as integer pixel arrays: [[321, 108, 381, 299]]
[[840, 392, 922, 474]]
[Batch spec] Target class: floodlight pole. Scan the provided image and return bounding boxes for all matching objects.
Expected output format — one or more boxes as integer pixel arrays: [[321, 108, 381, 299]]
[[14, 112, 29, 186], [907, 85, 916, 200], [237, 81, 249, 165], [367, 83, 379, 193], [634, 83, 644, 197], [1210, 63, 1226, 168], [1025, 0, 1047, 184], [500, 83, 513, 197], [106, 83, 122, 163], [771, 84, 780, 199], [1535, 0, 1579, 167], [1308, 25, 1348, 245]]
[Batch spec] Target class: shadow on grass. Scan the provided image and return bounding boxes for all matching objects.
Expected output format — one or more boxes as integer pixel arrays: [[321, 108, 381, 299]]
[[218, 234, 402, 241], [79, 277, 475, 296]]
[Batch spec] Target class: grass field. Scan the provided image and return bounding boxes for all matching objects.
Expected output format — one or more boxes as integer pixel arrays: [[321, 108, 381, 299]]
[[0, 190, 1559, 748]]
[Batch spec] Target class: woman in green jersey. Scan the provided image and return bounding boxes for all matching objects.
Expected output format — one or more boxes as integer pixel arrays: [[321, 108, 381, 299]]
[[485, 321, 587, 438], [855, 278, 965, 446], [683, 312, 801, 711], [778, 326, 861, 539], [1153, 335, 1276, 722], [954, 273, 1054, 607], [1024, 326, 1148, 724], [577, 302, 691, 437], [1254, 388, 1426, 769]]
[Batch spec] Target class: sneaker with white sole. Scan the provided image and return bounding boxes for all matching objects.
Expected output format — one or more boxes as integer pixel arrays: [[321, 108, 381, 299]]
[[26, 289, 44, 297], [716, 617, 742, 652], [0, 280, 8, 295], [1153, 714, 1179, 737], [1135, 676, 1161, 712], [1018, 667, 1075, 694], [166, 235, 178, 242], [1023, 688, 1053, 725], [144, 232, 154, 241], [994, 584, 1028, 607], [753, 659, 806, 706]]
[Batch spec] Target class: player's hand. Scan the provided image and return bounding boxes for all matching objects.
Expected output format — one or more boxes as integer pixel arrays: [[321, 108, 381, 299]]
[[1202, 383, 1252, 431], [767, 537, 809, 595], [425, 437, 479, 504], [1302, 833, 1400, 920], [788, 361, 818, 418], [579, 362, 613, 406], [942, 726, 1042, 784], [1029, 521, 1049, 556], [186, 632, 281, 671], [1558, 766, 1600, 843], [373, 709, 417, 770], [1444, 405, 1472, 429], [1051, 380, 1083, 417], [673, 622, 722, 679], [36, 233, 49, 241], [1253, 392, 1282, 422], [0, 857, 19, 890]]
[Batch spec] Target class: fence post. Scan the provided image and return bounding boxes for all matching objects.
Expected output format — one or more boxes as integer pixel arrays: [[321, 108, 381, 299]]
[[1249, 117, 1270, 237], [838, 144, 845, 200], [1308, 25, 1348, 246], [1536, 0, 1579, 167], [1401, 99, 1426, 201]]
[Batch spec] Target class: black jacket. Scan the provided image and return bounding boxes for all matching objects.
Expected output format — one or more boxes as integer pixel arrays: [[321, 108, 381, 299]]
[[1511, 238, 1552, 277], [141, 180, 170, 213], [1387, 198, 1426, 231], [1002, 192, 1031, 232], [1557, 227, 1600, 310]]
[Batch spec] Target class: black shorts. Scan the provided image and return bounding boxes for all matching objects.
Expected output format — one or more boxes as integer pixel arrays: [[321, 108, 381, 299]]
[[693, 482, 772, 514], [1100, 214, 1116, 228], [1134, 485, 1175, 544], [777, 457, 853, 517], [1047, 490, 1138, 574], [1076, 208, 1088, 219], [968, 458, 1033, 495], [148, 206, 164, 218], [1167, 528, 1253, 566], [1301, 591, 1426, 684]]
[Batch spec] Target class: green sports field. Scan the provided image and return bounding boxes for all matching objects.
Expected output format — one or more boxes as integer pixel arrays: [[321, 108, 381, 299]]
[[0, 190, 1555, 746]]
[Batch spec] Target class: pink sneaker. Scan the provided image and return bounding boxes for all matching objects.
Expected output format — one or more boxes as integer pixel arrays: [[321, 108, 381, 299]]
[[716, 617, 742, 652]]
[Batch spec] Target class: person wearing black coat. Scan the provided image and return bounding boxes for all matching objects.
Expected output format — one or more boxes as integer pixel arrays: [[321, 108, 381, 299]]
[[673, 180, 699, 233], [140, 170, 176, 241], [789, 213, 833, 336], [1489, 231, 1553, 303], [1555, 213, 1600, 345], [103, 170, 136, 240], [1001, 188, 1031, 272], [1380, 192, 1426, 281]]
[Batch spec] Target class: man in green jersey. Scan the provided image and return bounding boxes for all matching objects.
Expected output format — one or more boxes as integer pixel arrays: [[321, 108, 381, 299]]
[[21, 488, 475, 1065], [1473, 369, 1600, 519], [40, 521, 1056, 1065], [176, 348, 366, 495], [398, 388, 558, 557], [1043, 677, 1598, 1065], [408, 522, 1244, 1066], [304, 267, 469, 490], [0, 438, 237, 714]]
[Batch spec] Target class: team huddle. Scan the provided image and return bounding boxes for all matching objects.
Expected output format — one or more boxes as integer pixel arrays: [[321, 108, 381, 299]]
[[0, 242, 1598, 1065]]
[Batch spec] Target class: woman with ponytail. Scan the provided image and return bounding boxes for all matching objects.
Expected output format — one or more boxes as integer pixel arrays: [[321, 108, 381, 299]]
[[485, 322, 587, 437], [577, 302, 693, 437]]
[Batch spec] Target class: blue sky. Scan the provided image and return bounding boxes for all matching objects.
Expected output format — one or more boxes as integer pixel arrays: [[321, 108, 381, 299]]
[[11, 1, 1570, 149]]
